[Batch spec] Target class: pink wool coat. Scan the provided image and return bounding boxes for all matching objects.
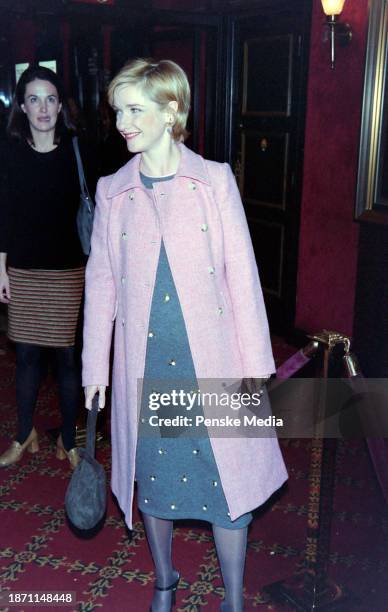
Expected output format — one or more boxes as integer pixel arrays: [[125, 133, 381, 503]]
[[82, 143, 288, 529]]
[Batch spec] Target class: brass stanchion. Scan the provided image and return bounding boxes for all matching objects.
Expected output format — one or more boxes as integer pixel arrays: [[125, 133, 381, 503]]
[[264, 331, 358, 610]]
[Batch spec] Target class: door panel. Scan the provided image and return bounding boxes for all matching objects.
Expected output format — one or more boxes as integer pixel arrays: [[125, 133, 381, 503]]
[[242, 34, 293, 117], [230, 1, 312, 333], [240, 130, 289, 209]]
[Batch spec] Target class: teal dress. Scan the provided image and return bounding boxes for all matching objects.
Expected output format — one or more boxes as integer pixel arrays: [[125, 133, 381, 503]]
[[135, 173, 252, 529]]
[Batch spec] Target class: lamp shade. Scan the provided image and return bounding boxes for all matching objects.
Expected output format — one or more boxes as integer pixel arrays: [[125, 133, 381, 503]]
[[321, 0, 346, 16]]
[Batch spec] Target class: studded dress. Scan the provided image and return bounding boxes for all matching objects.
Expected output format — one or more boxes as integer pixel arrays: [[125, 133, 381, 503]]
[[135, 173, 252, 529]]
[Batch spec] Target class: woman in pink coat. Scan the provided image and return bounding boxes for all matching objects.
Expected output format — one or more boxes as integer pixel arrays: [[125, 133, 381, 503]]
[[83, 58, 287, 612]]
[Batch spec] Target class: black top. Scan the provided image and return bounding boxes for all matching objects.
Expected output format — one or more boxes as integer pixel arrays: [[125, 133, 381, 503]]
[[0, 135, 91, 269]]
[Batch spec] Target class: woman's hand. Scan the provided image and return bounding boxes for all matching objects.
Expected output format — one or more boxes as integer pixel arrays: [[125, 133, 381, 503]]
[[85, 385, 106, 411], [0, 271, 10, 304]]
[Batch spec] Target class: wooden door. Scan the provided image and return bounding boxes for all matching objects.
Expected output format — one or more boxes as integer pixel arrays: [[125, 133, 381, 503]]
[[228, 1, 312, 333]]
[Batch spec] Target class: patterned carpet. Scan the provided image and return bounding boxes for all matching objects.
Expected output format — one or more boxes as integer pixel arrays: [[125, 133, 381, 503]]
[[0, 335, 387, 611]]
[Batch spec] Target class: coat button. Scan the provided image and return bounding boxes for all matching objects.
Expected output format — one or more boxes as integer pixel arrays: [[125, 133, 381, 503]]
[[129, 192, 134, 200], [148, 331, 154, 338], [121, 318, 125, 326], [217, 307, 223, 315], [164, 294, 170, 302], [208, 266, 215, 275], [201, 224, 208, 232], [188, 181, 197, 190], [168, 359, 176, 366], [121, 232, 127, 240], [121, 276, 125, 285]]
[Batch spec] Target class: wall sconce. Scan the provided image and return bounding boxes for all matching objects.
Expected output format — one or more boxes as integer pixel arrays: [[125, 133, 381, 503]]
[[321, 0, 352, 69]]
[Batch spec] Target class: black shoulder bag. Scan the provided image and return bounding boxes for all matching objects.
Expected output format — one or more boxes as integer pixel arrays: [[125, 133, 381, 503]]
[[72, 137, 95, 256]]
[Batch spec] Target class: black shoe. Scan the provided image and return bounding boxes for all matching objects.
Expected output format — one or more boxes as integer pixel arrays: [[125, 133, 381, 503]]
[[149, 573, 180, 612]]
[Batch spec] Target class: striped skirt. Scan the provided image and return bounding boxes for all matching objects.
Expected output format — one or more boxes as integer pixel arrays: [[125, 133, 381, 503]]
[[8, 267, 85, 348]]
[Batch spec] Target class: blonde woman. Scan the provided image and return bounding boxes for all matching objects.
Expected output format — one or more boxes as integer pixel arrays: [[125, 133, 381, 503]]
[[83, 58, 287, 611]]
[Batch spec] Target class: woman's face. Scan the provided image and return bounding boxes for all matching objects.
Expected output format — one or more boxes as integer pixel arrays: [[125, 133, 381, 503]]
[[21, 79, 62, 137], [113, 83, 173, 154]]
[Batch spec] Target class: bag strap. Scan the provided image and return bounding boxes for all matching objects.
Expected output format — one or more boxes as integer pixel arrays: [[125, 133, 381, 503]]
[[86, 396, 99, 457], [72, 137, 92, 200]]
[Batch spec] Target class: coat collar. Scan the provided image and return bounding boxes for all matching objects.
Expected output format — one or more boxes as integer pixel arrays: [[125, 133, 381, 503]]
[[107, 143, 211, 197]]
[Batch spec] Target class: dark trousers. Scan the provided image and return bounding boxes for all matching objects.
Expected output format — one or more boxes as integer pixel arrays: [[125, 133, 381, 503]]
[[15, 342, 80, 450]]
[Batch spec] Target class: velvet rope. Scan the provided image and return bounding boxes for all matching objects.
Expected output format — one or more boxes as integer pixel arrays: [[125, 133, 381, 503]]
[[273, 345, 388, 506], [275, 349, 311, 380]]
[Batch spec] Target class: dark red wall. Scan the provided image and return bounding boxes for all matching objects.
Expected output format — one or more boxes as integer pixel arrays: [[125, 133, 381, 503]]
[[295, 0, 369, 336]]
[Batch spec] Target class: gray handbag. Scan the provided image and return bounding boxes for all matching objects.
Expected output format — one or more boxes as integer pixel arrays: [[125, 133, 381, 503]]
[[65, 397, 107, 536], [72, 137, 95, 256]]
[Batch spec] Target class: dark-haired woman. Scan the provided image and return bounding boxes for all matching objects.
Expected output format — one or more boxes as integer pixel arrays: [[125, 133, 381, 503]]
[[0, 66, 87, 468]]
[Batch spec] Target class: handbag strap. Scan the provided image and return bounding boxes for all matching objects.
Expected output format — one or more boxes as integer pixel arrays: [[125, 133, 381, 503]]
[[86, 396, 99, 457], [72, 137, 91, 200]]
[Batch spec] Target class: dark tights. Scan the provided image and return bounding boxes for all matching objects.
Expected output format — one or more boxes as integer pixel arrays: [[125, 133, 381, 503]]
[[142, 513, 247, 611], [15, 342, 80, 450]]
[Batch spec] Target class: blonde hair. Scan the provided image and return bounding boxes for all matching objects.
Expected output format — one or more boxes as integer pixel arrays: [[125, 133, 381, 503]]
[[107, 58, 191, 142]]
